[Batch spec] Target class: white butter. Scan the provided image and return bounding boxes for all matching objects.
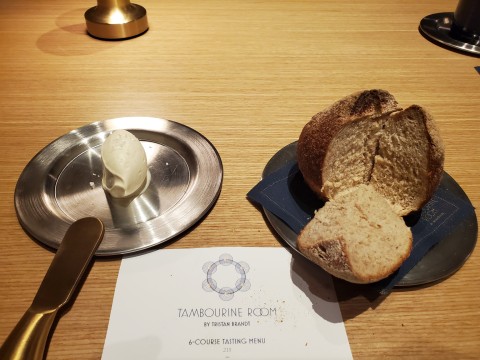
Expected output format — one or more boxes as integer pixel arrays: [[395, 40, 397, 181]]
[[101, 129, 150, 198]]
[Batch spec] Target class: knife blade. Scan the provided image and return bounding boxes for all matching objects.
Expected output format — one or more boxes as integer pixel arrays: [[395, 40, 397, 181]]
[[0, 217, 105, 360]]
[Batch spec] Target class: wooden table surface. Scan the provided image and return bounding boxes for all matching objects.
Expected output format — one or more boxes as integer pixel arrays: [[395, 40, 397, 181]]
[[1, 0, 479, 358]]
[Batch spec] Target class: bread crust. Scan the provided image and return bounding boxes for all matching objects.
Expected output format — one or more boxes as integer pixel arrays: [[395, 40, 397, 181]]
[[401, 105, 445, 211], [298, 231, 412, 284], [297, 89, 401, 197], [297, 90, 445, 215], [298, 229, 413, 284], [297, 184, 413, 284]]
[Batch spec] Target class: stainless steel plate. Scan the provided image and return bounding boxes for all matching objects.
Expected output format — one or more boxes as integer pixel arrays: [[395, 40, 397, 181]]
[[419, 12, 480, 56], [262, 142, 478, 287], [15, 117, 223, 256]]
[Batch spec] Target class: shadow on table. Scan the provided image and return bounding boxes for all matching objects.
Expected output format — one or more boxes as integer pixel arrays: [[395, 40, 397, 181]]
[[36, 8, 118, 56], [288, 248, 387, 322], [256, 204, 387, 321], [331, 278, 387, 321]]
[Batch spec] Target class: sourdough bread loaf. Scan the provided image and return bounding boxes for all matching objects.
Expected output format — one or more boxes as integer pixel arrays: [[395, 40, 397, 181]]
[[297, 89, 445, 216], [297, 184, 412, 284]]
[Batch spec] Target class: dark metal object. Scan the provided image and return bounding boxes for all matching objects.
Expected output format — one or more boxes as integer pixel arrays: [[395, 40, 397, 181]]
[[419, 0, 480, 56]]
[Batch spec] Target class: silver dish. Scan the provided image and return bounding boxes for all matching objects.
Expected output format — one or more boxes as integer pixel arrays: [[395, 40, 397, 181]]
[[419, 12, 480, 56], [262, 142, 478, 287], [15, 117, 223, 256]]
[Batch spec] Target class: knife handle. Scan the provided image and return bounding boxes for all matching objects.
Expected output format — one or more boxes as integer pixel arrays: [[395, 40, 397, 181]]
[[0, 307, 58, 360]]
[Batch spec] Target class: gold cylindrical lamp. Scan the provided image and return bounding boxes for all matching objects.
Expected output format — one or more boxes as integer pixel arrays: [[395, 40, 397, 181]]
[[85, 0, 149, 40]]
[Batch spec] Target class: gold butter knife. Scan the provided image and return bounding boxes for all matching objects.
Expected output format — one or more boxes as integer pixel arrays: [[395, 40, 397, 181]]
[[0, 217, 105, 360]]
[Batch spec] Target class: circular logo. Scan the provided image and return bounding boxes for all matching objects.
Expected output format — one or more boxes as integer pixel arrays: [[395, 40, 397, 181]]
[[202, 254, 251, 301]]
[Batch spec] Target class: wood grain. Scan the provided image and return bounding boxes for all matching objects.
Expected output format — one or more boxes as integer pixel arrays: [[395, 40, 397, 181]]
[[1, 0, 479, 359]]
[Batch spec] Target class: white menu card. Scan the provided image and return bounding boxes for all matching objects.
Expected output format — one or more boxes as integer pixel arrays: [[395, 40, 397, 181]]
[[102, 247, 352, 359]]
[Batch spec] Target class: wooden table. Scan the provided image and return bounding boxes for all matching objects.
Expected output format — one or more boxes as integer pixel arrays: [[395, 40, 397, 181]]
[[1, 0, 479, 358]]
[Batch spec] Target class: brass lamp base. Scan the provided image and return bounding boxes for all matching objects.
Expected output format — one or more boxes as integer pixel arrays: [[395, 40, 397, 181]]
[[85, 1, 148, 40]]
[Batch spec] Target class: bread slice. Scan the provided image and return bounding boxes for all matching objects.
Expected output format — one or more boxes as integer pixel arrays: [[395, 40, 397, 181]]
[[297, 185, 412, 284], [297, 89, 445, 216]]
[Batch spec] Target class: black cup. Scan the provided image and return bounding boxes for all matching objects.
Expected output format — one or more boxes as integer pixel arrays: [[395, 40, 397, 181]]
[[450, 0, 480, 45]]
